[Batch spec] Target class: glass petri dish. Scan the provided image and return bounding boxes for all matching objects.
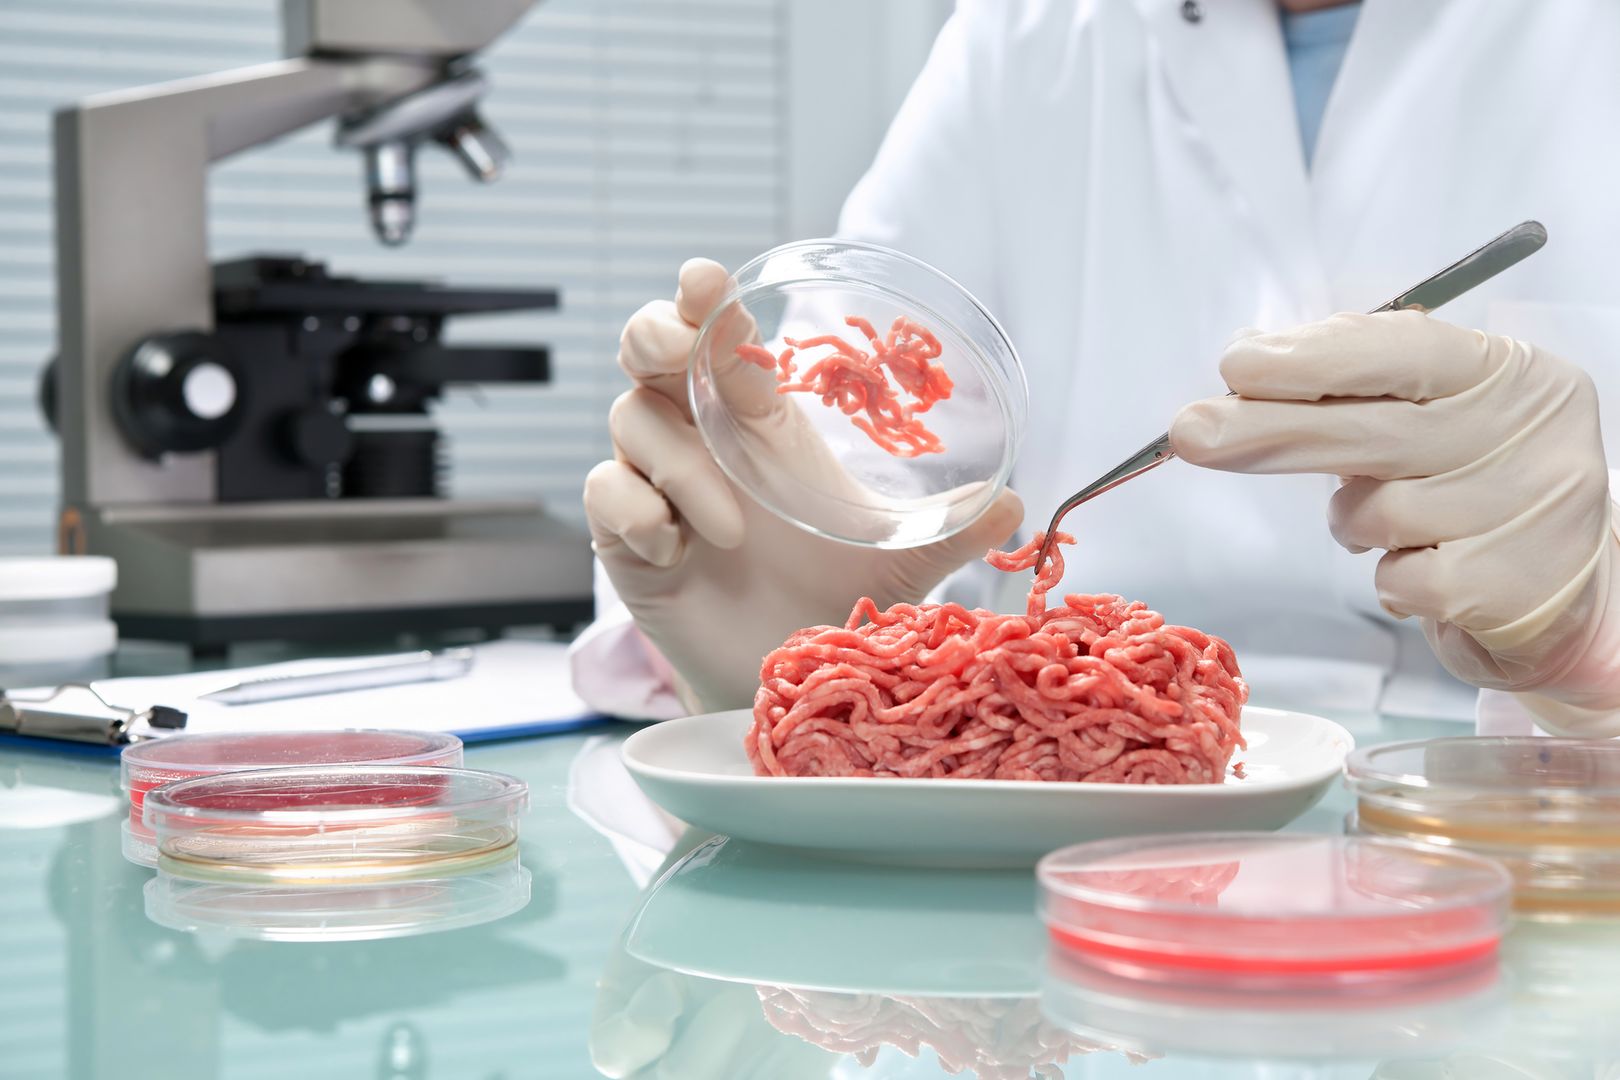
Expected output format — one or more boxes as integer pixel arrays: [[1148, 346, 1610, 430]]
[[144, 857, 532, 942], [1037, 833, 1511, 989], [120, 729, 464, 867], [1346, 737, 1620, 919], [144, 765, 526, 886], [689, 239, 1028, 548]]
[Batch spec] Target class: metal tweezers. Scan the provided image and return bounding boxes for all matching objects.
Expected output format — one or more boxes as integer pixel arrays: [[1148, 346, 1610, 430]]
[[1032, 220, 1549, 573]]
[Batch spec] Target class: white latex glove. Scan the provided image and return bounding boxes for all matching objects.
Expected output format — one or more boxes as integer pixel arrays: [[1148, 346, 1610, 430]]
[[1171, 311, 1620, 734], [583, 259, 1023, 714]]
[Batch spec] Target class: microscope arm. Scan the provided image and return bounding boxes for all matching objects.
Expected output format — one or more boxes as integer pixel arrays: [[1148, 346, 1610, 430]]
[[54, 59, 441, 507]]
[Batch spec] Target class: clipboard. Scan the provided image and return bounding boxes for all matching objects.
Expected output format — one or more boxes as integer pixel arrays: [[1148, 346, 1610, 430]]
[[0, 639, 610, 757]]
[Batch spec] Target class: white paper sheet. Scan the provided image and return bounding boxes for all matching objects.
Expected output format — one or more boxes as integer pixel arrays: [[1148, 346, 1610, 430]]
[[40, 640, 601, 742]]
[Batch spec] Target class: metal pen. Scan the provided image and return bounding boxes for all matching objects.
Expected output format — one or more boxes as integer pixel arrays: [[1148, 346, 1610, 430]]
[[198, 647, 476, 706]]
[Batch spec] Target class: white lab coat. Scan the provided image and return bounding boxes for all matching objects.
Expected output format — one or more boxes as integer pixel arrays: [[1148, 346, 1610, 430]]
[[573, 0, 1620, 727]]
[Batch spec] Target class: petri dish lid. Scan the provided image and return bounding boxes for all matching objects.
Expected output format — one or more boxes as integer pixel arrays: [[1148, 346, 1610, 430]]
[[0, 556, 116, 601], [689, 239, 1028, 549], [143, 858, 532, 942], [122, 729, 464, 796], [1038, 833, 1511, 985], [1347, 736, 1620, 800], [145, 765, 527, 886]]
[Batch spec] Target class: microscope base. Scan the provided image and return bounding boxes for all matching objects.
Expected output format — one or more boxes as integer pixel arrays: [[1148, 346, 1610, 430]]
[[74, 498, 596, 648]]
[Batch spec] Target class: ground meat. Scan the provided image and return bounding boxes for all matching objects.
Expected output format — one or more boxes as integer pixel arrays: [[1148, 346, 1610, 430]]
[[735, 314, 952, 457], [747, 532, 1246, 782], [755, 988, 1146, 1078]]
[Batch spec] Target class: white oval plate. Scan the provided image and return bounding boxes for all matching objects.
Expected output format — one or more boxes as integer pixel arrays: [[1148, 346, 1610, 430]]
[[622, 707, 1353, 867]]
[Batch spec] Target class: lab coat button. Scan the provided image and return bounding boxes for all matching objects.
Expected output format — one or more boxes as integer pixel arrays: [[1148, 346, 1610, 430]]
[[1181, 0, 1203, 23]]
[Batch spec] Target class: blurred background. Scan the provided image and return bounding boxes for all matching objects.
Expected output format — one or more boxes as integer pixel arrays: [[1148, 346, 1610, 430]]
[[0, 0, 952, 556]]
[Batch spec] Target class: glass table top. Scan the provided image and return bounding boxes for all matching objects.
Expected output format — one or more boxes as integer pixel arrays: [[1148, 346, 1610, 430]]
[[1, 646, 1615, 1079]]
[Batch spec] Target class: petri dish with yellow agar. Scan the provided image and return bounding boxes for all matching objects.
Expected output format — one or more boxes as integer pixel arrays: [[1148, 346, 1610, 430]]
[[120, 729, 464, 867], [1347, 736, 1620, 919], [144, 765, 526, 886], [689, 239, 1028, 548]]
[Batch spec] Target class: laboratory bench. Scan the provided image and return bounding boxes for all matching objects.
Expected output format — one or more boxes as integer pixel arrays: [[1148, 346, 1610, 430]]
[[0, 644, 1613, 1080]]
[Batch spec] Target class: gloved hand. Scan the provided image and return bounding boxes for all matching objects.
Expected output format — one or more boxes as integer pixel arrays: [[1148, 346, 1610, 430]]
[[1170, 311, 1620, 733], [584, 259, 1023, 714]]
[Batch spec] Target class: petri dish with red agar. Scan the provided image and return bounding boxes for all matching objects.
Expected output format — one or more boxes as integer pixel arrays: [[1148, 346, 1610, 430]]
[[1037, 833, 1511, 989], [120, 729, 463, 867], [144, 764, 527, 886]]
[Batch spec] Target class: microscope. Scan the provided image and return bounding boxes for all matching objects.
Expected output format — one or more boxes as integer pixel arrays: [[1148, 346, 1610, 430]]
[[43, 0, 594, 649]]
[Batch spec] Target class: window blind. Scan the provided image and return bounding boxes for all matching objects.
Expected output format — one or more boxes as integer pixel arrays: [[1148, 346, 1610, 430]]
[[0, 0, 786, 555]]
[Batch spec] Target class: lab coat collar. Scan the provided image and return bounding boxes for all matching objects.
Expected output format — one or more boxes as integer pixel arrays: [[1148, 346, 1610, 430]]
[[1139, 0, 1321, 317]]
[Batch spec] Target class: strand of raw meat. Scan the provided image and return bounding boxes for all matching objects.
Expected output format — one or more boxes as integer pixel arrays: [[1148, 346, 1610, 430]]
[[985, 528, 1073, 618], [735, 314, 952, 457], [747, 532, 1247, 783], [755, 988, 1147, 1079]]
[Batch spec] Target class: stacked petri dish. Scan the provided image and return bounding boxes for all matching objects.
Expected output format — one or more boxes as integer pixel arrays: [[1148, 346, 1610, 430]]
[[1346, 737, 1620, 919], [120, 729, 464, 866], [121, 731, 532, 940], [139, 763, 531, 941], [142, 764, 527, 885], [688, 239, 1027, 549]]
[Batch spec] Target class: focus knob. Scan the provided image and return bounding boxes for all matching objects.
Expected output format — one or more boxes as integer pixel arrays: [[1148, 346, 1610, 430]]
[[111, 331, 246, 458], [279, 407, 354, 469]]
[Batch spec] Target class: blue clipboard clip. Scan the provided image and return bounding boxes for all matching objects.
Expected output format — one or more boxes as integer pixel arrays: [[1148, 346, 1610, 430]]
[[0, 684, 187, 747]]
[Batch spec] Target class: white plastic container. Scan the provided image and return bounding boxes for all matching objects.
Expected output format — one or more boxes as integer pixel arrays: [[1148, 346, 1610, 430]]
[[0, 557, 117, 686]]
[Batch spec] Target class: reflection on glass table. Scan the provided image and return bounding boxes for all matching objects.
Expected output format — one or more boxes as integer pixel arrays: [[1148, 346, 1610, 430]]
[[589, 835, 1136, 1079], [144, 858, 533, 942], [584, 821, 1620, 1080], [1, 732, 624, 1080]]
